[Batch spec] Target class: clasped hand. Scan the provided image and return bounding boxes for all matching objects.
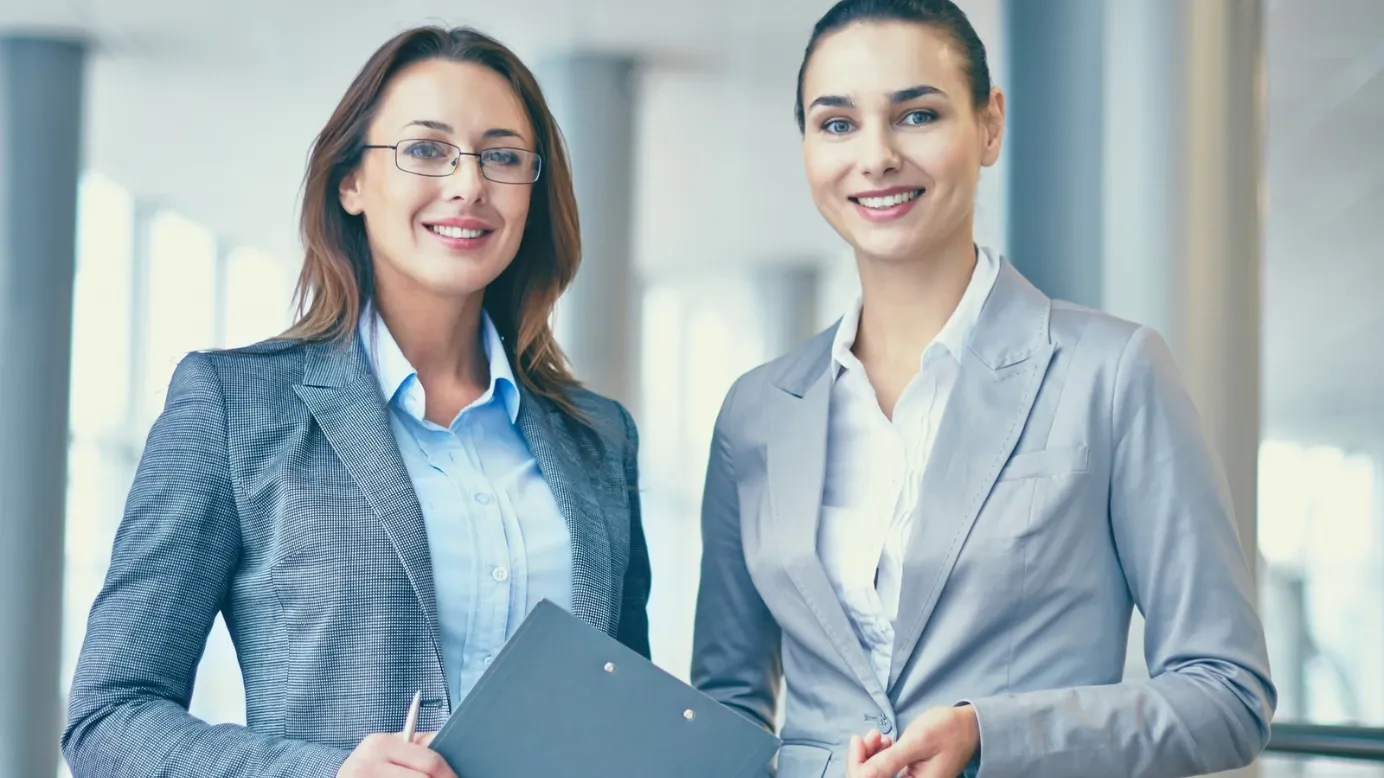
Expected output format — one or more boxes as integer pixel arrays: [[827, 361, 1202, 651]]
[[846, 704, 979, 778]]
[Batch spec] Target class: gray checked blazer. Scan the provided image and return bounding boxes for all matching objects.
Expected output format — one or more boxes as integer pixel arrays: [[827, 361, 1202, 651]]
[[62, 334, 651, 778]]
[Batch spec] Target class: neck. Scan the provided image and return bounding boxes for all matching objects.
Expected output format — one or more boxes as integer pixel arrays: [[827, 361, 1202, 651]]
[[373, 283, 490, 391], [852, 224, 978, 369]]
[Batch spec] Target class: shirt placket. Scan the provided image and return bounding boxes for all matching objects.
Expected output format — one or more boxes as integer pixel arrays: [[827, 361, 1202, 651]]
[[454, 414, 512, 696]]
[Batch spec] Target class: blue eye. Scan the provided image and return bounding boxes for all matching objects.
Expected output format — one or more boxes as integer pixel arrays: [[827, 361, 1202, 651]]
[[402, 140, 450, 159], [480, 148, 522, 167], [900, 110, 937, 126], [822, 118, 853, 135]]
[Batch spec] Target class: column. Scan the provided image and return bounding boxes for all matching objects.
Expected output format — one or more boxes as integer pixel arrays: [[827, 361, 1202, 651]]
[[1101, 0, 1265, 571], [1002, 0, 1105, 309], [536, 54, 640, 414], [753, 263, 820, 361], [0, 35, 87, 778]]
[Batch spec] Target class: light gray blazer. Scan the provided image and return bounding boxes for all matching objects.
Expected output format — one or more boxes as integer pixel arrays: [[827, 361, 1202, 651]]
[[692, 259, 1275, 778], [62, 335, 650, 778]]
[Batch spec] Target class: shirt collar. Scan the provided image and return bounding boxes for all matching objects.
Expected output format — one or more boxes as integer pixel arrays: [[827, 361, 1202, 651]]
[[358, 304, 521, 424], [830, 244, 1001, 377]]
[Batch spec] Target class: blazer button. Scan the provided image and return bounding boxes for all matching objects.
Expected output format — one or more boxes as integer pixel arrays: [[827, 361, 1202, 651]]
[[879, 718, 894, 735]]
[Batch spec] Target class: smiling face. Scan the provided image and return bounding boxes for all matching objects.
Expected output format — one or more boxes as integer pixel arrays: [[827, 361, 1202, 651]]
[[338, 58, 537, 303], [800, 20, 1004, 264]]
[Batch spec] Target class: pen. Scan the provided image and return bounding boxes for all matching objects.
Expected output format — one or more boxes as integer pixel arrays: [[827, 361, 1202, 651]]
[[402, 690, 421, 743]]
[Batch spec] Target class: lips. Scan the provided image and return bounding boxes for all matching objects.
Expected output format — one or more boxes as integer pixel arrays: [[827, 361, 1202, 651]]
[[426, 224, 489, 239], [849, 188, 925, 210], [422, 217, 494, 240], [848, 186, 925, 223], [421, 216, 496, 250]]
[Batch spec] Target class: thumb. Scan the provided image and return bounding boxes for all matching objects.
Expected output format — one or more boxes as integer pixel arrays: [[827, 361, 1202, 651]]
[[413, 731, 436, 747]]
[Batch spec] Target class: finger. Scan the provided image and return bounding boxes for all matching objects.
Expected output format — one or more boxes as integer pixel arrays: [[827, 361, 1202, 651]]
[[849, 734, 865, 766], [374, 766, 431, 778], [857, 744, 916, 778], [413, 731, 436, 747], [864, 729, 883, 755], [384, 740, 456, 778]]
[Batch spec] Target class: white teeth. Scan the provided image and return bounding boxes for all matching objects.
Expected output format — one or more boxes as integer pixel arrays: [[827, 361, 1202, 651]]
[[429, 225, 486, 239], [856, 190, 922, 209]]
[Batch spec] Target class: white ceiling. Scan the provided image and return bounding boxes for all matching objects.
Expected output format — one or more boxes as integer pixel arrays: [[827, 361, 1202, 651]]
[[1, 0, 1381, 449]]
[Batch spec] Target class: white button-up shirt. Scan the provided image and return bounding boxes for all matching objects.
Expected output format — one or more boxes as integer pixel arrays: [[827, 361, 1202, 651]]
[[818, 246, 1000, 689]]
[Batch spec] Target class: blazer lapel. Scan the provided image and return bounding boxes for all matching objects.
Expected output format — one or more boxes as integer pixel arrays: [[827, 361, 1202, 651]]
[[515, 388, 615, 635], [888, 261, 1055, 690], [292, 338, 445, 669], [767, 330, 893, 710]]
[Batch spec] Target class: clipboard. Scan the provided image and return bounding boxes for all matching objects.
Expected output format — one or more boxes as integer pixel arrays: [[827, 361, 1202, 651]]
[[428, 599, 781, 777]]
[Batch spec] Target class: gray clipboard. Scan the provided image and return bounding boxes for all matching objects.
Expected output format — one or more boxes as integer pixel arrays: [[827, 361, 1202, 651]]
[[428, 599, 780, 777]]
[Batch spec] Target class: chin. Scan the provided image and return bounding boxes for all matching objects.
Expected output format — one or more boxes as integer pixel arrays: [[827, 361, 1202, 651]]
[[403, 263, 500, 299], [849, 233, 923, 263]]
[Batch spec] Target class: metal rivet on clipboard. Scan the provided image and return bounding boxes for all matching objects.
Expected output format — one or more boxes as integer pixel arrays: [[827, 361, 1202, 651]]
[[604, 662, 616, 673], [683, 709, 695, 720]]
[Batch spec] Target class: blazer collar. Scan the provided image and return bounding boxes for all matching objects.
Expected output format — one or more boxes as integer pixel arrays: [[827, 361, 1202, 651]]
[[300, 334, 367, 389], [769, 256, 1051, 398], [295, 331, 618, 640]]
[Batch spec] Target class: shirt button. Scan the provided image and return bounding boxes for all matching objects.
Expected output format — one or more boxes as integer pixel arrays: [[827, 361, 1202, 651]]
[[484, 656, 493, 667], [492, 566, 509, 582], [474, 492, 491, 505]]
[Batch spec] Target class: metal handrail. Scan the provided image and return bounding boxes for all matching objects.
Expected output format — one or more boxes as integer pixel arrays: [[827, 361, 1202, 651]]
[[1267, 722, 1384, 762]]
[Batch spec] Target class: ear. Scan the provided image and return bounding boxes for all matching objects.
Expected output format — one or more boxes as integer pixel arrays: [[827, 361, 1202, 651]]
[[339, 168, 365, 215], [979, 87, 1006, 168]]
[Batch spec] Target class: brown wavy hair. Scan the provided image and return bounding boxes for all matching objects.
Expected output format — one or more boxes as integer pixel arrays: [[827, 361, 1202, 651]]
[[284, 26, 585, 419]]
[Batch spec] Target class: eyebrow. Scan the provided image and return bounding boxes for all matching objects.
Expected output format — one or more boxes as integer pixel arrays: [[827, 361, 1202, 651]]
[[807, 84, 946, 111], [403, 119, 526, 140]]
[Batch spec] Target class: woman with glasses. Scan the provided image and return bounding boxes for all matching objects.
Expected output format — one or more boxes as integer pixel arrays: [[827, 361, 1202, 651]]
[[63, 26, 649, 778], [691, 1, 1275, 777]]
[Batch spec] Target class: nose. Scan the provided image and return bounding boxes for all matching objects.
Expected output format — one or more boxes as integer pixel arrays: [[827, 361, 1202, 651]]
[[857, 124, 902, 178], [441, 154, 487, 202]]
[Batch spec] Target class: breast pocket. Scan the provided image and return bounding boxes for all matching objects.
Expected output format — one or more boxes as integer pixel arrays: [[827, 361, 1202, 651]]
[[775, 742, 833, 778], [969, 444, 1093, 546], [997, 444, 1089, 481]]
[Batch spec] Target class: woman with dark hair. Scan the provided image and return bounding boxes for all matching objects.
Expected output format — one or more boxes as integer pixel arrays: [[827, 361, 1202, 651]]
[[63, 26, 649, 778], [691, 2, 1275, 777]]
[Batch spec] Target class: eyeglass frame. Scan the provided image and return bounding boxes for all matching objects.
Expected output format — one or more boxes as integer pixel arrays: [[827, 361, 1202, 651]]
[[361, 138, 543, 184]]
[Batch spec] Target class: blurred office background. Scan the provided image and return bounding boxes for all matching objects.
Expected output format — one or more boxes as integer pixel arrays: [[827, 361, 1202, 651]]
[[2, 0, 1382, 776]]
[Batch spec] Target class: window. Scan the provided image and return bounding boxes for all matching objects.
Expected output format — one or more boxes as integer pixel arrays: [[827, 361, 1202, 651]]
[[69, 172, 133, 436], [1259, 440, 1384, 725], [223, 247, 295, 348], [141, 211, 217, 425], [62, 172, 136, 702]]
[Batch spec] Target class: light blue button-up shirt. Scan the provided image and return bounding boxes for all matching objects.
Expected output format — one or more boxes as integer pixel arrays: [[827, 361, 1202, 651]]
[[359, 307, 573, 706]]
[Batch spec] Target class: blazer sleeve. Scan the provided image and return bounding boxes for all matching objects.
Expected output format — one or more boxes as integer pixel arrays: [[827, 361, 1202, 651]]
[[963, 326, 1277, 778], [614, 401, 652, 659], [61, 352, 350, 778], [690, 378, 783, 733]]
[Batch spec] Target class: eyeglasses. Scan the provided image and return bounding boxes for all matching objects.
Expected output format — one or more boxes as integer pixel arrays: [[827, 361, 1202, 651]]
[[362, 139, 542, 184]]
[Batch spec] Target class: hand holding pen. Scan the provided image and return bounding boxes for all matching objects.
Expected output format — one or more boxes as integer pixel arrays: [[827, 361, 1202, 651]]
[[335, 691, 457, 778]]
